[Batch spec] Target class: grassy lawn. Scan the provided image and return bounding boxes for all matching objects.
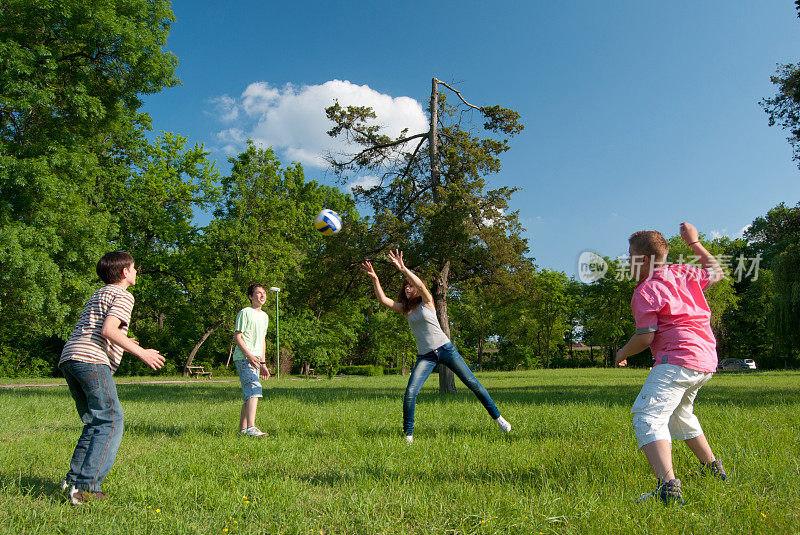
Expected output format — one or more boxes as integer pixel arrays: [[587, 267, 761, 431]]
[[1, 369, 798, 534]]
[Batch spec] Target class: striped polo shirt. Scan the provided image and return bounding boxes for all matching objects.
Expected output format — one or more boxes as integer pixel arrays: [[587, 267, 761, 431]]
[[59, 284, 135, 372]]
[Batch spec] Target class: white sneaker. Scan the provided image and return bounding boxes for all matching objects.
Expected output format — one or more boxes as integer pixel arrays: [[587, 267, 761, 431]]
[[404, 435, 414, 444], [61, 479, 69, 491], [496, 416, 511, 433], [68, 485, 81, 506], [241, 426, 268, 438]]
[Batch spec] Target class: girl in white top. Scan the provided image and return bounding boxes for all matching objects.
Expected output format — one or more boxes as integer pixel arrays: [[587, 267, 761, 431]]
[[362, 250, 511, 443]]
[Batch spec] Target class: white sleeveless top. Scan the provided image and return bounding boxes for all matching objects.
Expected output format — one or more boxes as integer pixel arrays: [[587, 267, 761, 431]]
[[406, 304, 451, 355]]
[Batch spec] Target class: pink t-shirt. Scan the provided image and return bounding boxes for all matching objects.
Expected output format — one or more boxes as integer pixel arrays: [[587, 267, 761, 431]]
[[631, 264, 717, 373]]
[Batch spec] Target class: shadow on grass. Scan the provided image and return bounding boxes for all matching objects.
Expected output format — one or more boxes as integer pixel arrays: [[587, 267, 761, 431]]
[[0, 474, 66, 503], [246, 463, 584, 489], [47, 422, 234, 438], [3, 378, 799, 410]]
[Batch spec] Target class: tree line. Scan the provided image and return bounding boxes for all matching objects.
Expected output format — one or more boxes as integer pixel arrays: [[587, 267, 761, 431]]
[[1, 0, 798, 377]]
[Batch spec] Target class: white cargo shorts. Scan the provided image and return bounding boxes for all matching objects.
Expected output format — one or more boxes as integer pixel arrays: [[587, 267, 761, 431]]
[[631, 363, 713, 448]]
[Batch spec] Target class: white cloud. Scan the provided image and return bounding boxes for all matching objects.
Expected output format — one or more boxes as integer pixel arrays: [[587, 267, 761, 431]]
[[217, 128, 245, 143], [209, 95, 239, 123], [345, 175, 380, 192], [241, 82, 280, 116], [210, 80, 429, 170], [709, 226, 751, 240], [738, 224, 751, 238]]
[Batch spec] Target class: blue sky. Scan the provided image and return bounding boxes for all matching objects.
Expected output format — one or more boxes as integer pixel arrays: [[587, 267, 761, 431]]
[[142, 0, 800, 276]]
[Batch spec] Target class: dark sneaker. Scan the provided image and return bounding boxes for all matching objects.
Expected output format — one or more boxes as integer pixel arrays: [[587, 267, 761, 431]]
[[658, 478, 683, 504], [637, 478, 684, 505], [701, 459, 728, 481], [70, 489, 108, 506]]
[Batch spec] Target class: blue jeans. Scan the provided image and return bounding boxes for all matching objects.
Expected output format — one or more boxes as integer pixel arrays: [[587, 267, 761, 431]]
[[403, 342, 501, 435], [60, 360, 124, 492]]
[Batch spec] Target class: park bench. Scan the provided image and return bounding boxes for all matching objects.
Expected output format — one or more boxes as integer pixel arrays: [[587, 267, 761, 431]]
[[186, 365, 212, 378]]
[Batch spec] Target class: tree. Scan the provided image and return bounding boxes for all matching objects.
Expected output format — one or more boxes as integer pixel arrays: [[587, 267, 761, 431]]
[[772, 244, 800, 366], [562, 278, 583, 365], [744, 202, 800, 265], [326, 78, 526, 392], [740, 202, 800, 367], [760, 3, 800, 168], [722, 270, 777, 366], [170, 142, 369, 376], [530, 270, 572, 368], [359, 305, 416, 372], [0, 0, 178, 375], [580, 259, 637, 368], [448, 283, 498, 367]]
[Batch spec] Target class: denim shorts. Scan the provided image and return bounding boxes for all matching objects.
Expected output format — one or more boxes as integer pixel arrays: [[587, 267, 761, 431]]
[[631, 363, 712, 448], [234, 359, 263, 402]]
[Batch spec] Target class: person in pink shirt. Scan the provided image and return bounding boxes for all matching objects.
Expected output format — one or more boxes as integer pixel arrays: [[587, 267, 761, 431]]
[[615, 222, 728, 504]]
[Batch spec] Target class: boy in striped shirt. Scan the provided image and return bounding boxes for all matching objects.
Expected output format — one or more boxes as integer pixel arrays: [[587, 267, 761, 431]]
[[58, 251, 165, 505]]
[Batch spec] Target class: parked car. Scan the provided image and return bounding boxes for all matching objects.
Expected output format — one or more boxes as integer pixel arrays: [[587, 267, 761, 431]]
[[717, 358, 757, 371]]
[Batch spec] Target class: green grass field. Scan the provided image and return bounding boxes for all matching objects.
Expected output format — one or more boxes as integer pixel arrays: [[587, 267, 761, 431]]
[[1, 369, 798, 534]]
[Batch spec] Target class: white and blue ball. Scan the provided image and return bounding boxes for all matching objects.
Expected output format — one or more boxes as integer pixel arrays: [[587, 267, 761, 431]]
[[314, 209, 342, 236]]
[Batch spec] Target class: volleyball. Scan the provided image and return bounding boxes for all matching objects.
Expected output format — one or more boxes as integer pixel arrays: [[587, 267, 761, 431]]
[[314, 209, 342, 236]]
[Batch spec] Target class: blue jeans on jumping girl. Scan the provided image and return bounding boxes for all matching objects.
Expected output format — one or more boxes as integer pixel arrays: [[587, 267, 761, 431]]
[[403, 342, 501, 436]]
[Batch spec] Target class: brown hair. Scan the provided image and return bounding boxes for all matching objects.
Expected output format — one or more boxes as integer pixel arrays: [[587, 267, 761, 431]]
[[397, 279, 423, 316], [96, 251, 135, 284], [628, 230, 669, 263], [247, 284, 266, 297]]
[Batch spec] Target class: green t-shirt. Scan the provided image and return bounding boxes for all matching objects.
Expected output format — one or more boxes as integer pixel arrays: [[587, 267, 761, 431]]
[[232, 307, 269, 361]]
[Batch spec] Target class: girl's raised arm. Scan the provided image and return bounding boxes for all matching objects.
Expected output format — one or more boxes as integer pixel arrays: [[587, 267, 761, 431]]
[[361, 261, 403, 312], [387, 250, 434, 308]]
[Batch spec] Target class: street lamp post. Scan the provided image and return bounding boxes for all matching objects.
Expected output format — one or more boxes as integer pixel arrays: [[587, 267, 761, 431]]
[[269, 287, 280, 379]]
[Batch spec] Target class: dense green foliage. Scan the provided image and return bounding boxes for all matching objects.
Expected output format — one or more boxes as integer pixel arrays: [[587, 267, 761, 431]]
[[0, 0, 179, 375], [2, 370, 799, 533]]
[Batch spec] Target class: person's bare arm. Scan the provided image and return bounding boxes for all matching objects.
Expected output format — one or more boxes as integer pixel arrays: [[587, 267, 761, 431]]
[[680, 222, 723, 284], [260, 337, 270, 379], [386, 250, 434, 308], [361, 261, 403, 312], [101, 316, 165, 370], [233, 331, 261, 368], [615, 332, 655, 367]]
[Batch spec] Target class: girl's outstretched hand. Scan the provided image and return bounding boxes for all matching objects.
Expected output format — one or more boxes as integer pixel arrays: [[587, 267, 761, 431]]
[[360, 261, 379, 280], [387, 249, 406, 271]]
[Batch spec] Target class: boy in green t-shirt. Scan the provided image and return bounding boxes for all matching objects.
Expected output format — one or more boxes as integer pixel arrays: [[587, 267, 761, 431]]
[[233, 284, 270, 437]]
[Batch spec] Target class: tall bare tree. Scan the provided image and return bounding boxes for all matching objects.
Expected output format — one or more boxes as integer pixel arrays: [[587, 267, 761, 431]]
[[326, 78, 526, 392]]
